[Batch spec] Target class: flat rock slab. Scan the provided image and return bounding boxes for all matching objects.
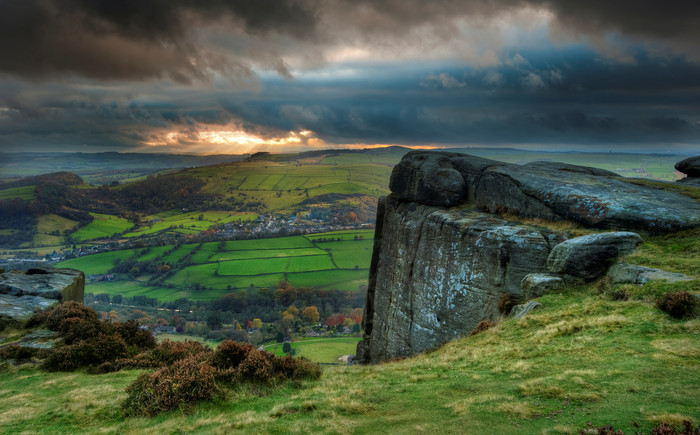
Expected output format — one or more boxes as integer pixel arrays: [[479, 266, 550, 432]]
[[608, 263, 691, 285], [475, 163, 700, 233], [0, 294, 56, 321], [547, 232, 642, 281], [0, 267, 84, 302]]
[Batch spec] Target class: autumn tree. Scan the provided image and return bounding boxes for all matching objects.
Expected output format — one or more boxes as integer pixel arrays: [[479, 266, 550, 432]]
[[284, 305, 299, 318], [325, 313, 346, 327], [302, 306, 320, 323], [349, 308, 363, 324]]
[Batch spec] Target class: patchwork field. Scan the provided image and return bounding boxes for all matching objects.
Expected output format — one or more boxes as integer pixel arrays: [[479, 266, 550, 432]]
[[57, 229, 375, 301], [122, 211, 257, 238], [71, 213, 134, 242]]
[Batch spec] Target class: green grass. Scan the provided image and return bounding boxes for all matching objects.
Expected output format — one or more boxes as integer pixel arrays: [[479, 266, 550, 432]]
[[265, 337, 362, 363], [71, 213, 134, 242], [1, 288, 697, 434], [0, 185, 35, 200]]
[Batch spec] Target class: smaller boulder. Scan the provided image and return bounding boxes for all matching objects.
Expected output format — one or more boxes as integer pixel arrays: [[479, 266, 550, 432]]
[[608, 263, 691, 285], [389, 152, 466, 206], [521, 273, 565, 299], [675, 155, 700, 178], [547, 232, 642, 281], [512, 301, 542, 319]]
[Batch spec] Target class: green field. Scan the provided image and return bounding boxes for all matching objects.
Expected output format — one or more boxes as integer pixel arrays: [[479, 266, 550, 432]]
[[265, 337, 362, 363], [122, 211, 257, 238], [32, 214, 77, 247], [57, 230, 373, 300], [0, 185, 35, 200], [71, 213, 134, 242], [57, 250, 138, 275]]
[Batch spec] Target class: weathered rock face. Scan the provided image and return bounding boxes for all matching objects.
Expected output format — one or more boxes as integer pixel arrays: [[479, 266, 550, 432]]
[[0, 267, 84, 322], [476, 163, 700, 233], [356, 196, 566, 363], [358, 151, 699, 364]]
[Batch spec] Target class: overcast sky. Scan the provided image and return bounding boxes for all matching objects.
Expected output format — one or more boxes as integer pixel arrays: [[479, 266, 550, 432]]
[[0, 0, 699, 154]]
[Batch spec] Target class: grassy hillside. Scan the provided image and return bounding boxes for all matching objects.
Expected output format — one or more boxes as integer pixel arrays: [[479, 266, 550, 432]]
[[1, 286, 697, 434]]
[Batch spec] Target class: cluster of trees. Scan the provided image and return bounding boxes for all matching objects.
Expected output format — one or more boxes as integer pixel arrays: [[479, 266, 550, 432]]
[[113, 175, 211, 213], [86, 280, 366, 344]]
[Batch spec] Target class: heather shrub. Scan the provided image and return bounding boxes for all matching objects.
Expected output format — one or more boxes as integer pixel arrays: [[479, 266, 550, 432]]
[[26, 302, 157, 371], [0, 344, 36, 360], [114, 320, 156, 349], [656, 291, 698, 319], [42, 333, 128, 371], [470, 320, 497, 336], [59, 316, 105, 345], [211, 340, 255, 369], [271, 355, 322, 381], [238, 351, 273, 382], [27, 301, 100, 331], [118, 339, 211, 369], [123, 356, 221, 417]]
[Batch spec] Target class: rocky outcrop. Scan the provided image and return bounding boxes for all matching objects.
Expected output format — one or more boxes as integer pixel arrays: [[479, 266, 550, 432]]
[[356, 195, 567, 363], [676, 155, 700, 185], [357, 152, 699, 364], [608, 263, 691, 285], [0, 267, 84, 322], [546, 232, 642, 281]]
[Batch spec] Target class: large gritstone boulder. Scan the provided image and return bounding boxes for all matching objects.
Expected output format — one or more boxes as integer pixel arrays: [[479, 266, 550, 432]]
[[356, 196, 566, 364], [675, 156, 700, 186], [546, 232, 642, 281], [389, 152, 466, 206], [675, 156, 700, 178]]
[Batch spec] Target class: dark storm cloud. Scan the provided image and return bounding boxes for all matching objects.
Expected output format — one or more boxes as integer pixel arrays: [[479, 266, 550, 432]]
[[0, 1, 699, 152], [1, 0, 698, 83], [0, 0, 317, 82]]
